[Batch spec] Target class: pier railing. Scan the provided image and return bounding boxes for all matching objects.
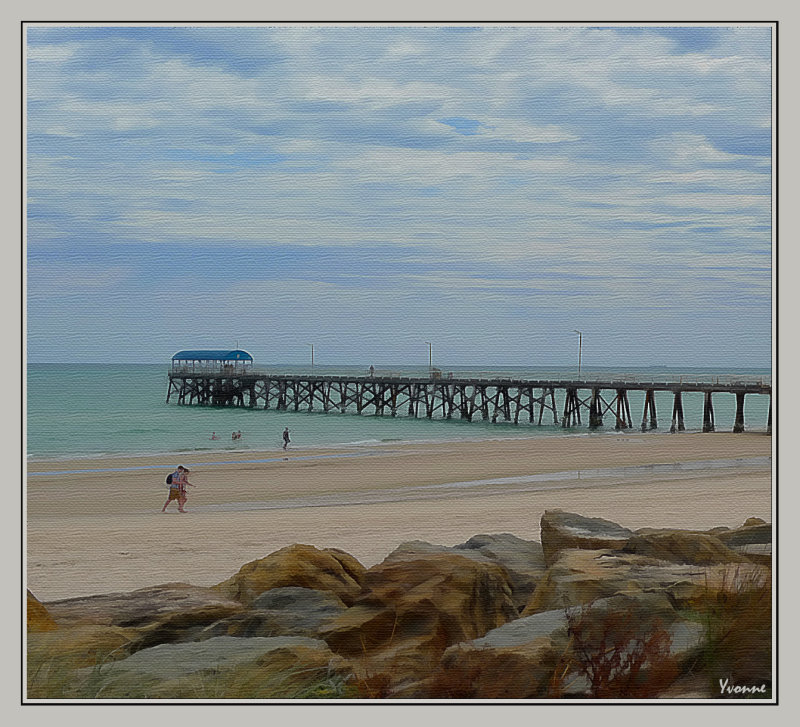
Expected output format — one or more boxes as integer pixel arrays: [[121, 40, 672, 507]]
[[166, 369, 771, 433]]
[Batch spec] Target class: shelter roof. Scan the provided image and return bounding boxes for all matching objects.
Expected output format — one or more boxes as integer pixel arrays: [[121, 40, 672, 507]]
[[171, 349, 253, 362]]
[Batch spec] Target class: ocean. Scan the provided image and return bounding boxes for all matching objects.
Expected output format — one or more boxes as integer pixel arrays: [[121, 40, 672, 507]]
[[26, 364, 772, 461]]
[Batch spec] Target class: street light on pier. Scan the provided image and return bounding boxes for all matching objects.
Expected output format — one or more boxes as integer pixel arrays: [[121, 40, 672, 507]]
[[573, 330, 583, 378], [308, 343, 314, 371], [425, 341, 432, 375]]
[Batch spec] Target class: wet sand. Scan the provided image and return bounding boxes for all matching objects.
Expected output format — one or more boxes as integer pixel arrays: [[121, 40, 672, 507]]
[[27, 432, 772, 602]]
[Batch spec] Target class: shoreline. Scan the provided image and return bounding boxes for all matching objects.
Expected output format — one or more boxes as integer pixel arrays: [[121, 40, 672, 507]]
[[26, 426, 772, 467], [27, 432, 772, 602]]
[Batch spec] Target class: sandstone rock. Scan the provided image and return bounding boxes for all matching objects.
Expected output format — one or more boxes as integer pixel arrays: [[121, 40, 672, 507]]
[[622, 531, 748, 566], [456, 534, 547, 610], [427, 637, 560, 699], [523, 548, 769, 615], [470, 608, 569, 649], [384, 534, 546, 612], [79, 636, 352, 699], [716, 522, 772, 548], [742, 517, 766, 527], [44, 583, 246, 630], [731, 543, 771, 566], [320, 552, 517, 693], [27, 590, 57, 633], [540, 510, 633, 566], [199, 587, 348, 640], [212, 544, 365, 607]]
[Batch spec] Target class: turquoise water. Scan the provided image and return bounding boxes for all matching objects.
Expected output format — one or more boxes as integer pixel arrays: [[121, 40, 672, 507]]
[[26, 364, 772, 461]]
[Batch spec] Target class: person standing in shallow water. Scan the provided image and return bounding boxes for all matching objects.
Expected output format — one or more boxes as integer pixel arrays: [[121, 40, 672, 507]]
[[282, 428, 291, 450]]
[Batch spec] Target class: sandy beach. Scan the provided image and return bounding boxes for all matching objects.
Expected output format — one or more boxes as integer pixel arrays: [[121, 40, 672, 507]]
[[27, 432, 772, 602]]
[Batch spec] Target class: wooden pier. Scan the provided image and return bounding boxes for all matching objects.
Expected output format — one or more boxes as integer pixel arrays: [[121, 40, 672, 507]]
[[166, 371, 772, 433]]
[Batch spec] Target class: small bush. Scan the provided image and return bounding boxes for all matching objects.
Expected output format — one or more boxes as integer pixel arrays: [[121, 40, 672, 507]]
[[563, 600, 679, 699]]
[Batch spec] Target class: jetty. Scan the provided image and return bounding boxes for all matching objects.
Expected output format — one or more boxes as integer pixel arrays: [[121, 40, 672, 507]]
[[166, 351, 771, 433]]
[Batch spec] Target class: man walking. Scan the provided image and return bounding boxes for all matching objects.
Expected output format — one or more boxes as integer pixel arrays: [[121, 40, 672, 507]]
[[282, 428, 291, 450]]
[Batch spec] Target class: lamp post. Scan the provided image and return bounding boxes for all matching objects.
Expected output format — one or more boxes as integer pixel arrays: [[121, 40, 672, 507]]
[[425, 341, 432, 374], [308, 343, 314, 371], [573, 330, 583, 378]]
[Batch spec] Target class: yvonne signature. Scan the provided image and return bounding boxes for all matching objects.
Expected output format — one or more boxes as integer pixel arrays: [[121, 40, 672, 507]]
[[719, 678, 767, 696]]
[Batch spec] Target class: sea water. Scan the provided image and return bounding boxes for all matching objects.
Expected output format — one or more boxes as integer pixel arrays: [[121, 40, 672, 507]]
[[26, 364, 771, 461]]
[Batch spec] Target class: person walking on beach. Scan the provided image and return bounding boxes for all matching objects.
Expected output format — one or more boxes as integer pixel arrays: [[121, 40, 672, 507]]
[[282, 427, 291, 450], [161, 465, 194, 513]]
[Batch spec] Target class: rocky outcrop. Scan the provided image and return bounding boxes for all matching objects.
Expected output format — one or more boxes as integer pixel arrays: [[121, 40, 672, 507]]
[[29, 511, 773, 700], [320, 552, 517, 693], [212, 544, 366, 607], [622, 531, 748, 565], [27, 590, 57, 633], [44, 583, 246, 630], [456, 534, 547, 610], [384, 533, 547, 611], [524, 546, 770, 616], [77, 636, 352, 699], [198, 587, 348, 640], [540, 510, 634, 566]]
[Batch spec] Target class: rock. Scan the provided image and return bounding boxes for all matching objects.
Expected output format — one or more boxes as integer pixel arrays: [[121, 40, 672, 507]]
[[28, 624, 138, 668], [320, 552, 517, 693], [716, 522, 772, 548], [44, 583, 246, 630], [731, 543, 771, 566], [427, 637, 560, 699], [540, 510, 634, 566], [384, 534, 546, 611], [27, 590, 57, 633], [523, 548, 770, 615], [622, 531, 748, 565], [212, 544, 365, 607], [199, 587, 348, 640], [742, 517, 766, 527], [78, 636, 352, 699], [470, 608, 569, 649], [456, 534, 547, 610]]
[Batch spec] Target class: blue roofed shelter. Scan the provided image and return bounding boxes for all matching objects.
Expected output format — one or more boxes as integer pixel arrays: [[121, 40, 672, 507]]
[[171, 349, 254, 374]]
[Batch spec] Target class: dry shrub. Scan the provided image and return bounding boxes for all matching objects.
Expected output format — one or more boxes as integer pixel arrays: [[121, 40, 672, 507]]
[[564, 601, 680, 699]]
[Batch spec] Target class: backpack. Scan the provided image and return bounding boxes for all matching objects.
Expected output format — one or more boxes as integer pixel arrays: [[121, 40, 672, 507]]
[[166, 473, 173, 485]]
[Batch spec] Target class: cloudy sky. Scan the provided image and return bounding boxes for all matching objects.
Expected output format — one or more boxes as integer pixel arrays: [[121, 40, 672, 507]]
[[25, 24, 773, 367]]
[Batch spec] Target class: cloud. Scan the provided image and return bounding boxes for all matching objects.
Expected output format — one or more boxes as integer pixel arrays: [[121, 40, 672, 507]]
[[25, 24, 773, 365]]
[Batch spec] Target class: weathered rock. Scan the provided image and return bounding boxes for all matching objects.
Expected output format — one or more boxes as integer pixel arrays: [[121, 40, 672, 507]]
[[540, 510, 634, 566], [523, 548, 769, 615], [78, 636, 352, 699], [212, 544, 365, 607], [742, 517, 767, 528], [384, 534, 546, 612], [198, 587, 348, 640], [28, 624, 138, 668], [716, 522, 772, 548], [731, 542, 771, 566], [427, 637, 560, 699], [456, 534, 547, 610], [44, 583, 246, 630], [622, 531, 748, 565], [320, 552, 517, 693], [27, 590, 57, 633]]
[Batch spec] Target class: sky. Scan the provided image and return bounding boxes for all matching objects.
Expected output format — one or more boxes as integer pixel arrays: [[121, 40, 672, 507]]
[[25, 24, 773, 367]]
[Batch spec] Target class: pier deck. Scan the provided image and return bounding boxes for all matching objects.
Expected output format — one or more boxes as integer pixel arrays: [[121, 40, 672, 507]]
[[166, 371, 771, 433]]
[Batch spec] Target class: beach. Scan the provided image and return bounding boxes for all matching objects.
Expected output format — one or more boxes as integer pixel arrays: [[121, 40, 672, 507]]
[[27, 432, 772, 602]]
